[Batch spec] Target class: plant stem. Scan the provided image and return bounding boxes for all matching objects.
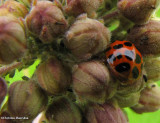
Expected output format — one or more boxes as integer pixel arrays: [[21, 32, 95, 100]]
[[103, 9, 120, 21], [0, 62, 23, 75]]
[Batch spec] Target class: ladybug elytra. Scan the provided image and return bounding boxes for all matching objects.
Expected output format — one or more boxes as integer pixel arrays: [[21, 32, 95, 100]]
[[106, 40, 143, 84]]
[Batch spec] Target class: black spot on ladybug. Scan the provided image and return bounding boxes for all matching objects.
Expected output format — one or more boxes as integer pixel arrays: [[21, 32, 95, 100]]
[[141, 64, 143, 69], [113, 57, 116, 61], [132, 66, 139, 79], [117, 55, 122, 59], [108, 54, 113, 59], [143, 75, 147, 82], [125, 56, 132, 61], [113, 44, 123, 49], [115, 63, 130, 73], [106, 47, 111, 52], [124, 50, 134, 59], [124, 42, 132, 47], [135, 54, 141, 64]]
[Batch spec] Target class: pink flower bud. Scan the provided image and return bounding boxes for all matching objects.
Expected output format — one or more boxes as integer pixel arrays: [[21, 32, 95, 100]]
[[36, 57, 71, 95], [127, 20, 160, 56], [2, 0, 28, 18], [26, 1, 68, 43], [8, 80, 48, 122], [0, 15, 27, 64], [65, 14, 111, 60], [132, 83, 160, 113], [85, 103, 128, 123], [0, 78, 7, 106], [118, 0, 160, 24], [65, 0, 104, 18], [45, 96, 82, 123], [73, 61, 117, 104]]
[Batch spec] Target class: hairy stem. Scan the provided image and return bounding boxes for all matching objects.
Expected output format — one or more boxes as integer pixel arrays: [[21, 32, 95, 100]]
[[0, 62, 23, 75], [103, 9, 120, 21]]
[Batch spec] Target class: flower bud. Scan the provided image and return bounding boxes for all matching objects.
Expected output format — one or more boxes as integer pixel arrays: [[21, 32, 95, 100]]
[[0, 15, 27, 64], [0, 7, 13, 17], [45, 96, 82, 123], [73, 61, 117, 104], [65, 14, 111, 60], [65, 0, 104, 18], [8, 80, 48, 122], [26, 1, 68, 43], [118, 0, 160, 24], [114, 92, 140, 108], [116, 75, 145, 95], [84, 103, 128, 123], [127, 20, 160, 56], [143, 56, 160, 83], [0, 78, 7, 106], [2, 0, 28, 18], [36, 57, 71, 95], [131, 83, 160, 113]]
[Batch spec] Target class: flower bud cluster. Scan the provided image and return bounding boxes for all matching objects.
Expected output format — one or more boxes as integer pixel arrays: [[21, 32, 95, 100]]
[[1, 0, 160, 122]]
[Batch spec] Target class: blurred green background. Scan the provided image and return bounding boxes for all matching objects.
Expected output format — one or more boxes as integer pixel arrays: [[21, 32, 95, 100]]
[[3, 6, 160, 123]]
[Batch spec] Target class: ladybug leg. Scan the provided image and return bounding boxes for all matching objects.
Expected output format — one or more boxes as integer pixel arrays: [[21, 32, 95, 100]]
[[143, 75, 148, 82]]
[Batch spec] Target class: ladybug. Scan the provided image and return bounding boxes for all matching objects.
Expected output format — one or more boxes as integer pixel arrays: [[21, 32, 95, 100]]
[[106, 40, 143, 84]]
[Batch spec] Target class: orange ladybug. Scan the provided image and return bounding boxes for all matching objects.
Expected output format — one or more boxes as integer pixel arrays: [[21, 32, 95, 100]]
[[106, 40, 143, 84]]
